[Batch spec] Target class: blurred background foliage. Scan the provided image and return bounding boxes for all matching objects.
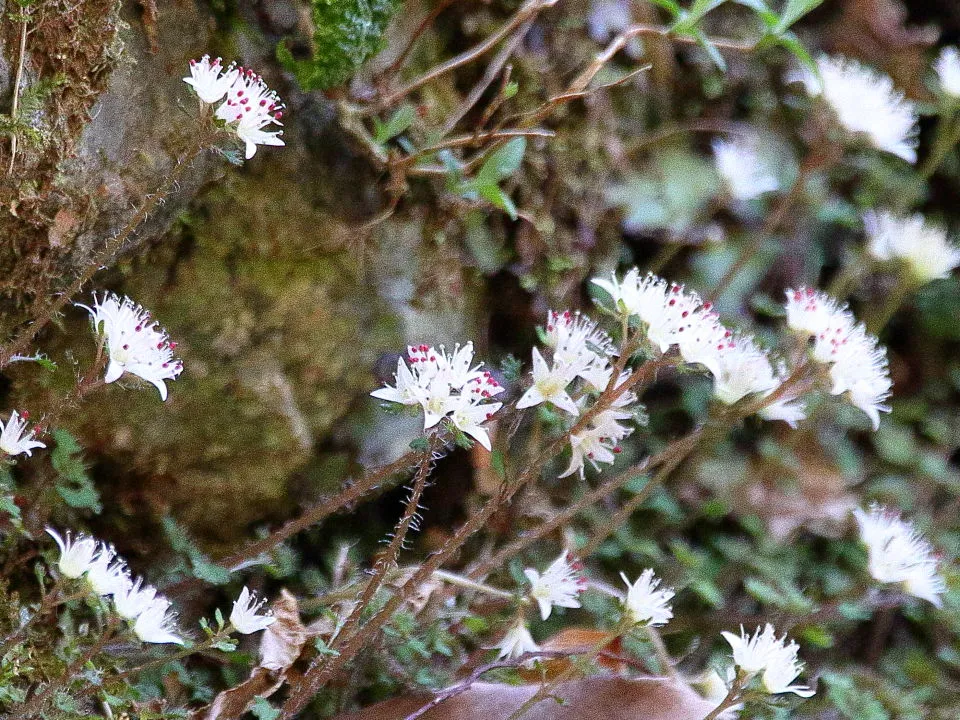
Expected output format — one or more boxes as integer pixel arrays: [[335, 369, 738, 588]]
[[3, 0, 960, 717]]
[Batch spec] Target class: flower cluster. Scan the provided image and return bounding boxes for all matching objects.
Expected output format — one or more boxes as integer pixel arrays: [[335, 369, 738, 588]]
[[864, 210, 960, 284], [712, 137, 779, 202], [524, 551, 587, 620], [561, 380, 636, 478], [518, 310, 614, 416], [621, 569, 674, 627], [784, 288, 892, 429], [183, 55, 285, 159], [0, 410, 45, 457], [593, 270, 799, 421], [722, 624, 814, 697], [854, 505, 945, 606], [78, 293, 183, 402], [793, 55, 919, 162], [47, 527, 183, 644], [371, 342, 503, 450]]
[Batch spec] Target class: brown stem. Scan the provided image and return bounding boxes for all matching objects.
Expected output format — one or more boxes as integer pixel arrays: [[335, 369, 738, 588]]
[[13, 618, 119, 720], [330, 436, 440, 646], [7, 17, 28, 175], [701, 673, 746, 720], [0, 133, 213, 370], [374, 0, 463, 85]]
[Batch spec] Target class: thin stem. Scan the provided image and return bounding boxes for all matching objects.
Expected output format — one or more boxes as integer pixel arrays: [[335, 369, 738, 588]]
[[646, 623, 679, 681], [13, 618, 120, 720], [378, 0, 557, 109], [0, 577, 65, 658], [701, 672, 747, 720], [918, 108, 960, 179], [7, 16, 28, 175], [109, 630, 231, 683], [0, 132, 214, 370], [330, 436, 440, 645], [374, 0, 462, 84], [432, 570, 515, 600], [865, 278, 911, 335]]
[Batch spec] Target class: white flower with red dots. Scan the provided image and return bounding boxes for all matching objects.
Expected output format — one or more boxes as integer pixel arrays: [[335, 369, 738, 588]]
[[784, 288, 892, 429], [183, 55, 239, 104], [560, 385, 635, 478], [0, 410, 45, 457], [214, 66, 284, 159], [78, 293, 183, 401], [371, 342, 503, 448], [524, 551, 587, 621], [592, 270, 710, 354]]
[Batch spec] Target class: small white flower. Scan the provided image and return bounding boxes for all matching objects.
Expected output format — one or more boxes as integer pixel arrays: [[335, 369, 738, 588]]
[[524, 552, 586, 621], [86, 544, 129, 597], [701, 334, 781, 406], [46, 527, 98, 579], [544, 309, 615, 390], [560, 388, 635, 478], [722, 624, 814, 696], [78, 293, 183, 401], [783, 288, 892, 429], [760, 637, 815, 697], [794, 55, 919, 162], [758, 395, 807, 428], [215, 67, 285, 159], [230, 586, 277, 634], [621, 569, 674, 626], [864, 210, 960, 283], [935, 46, 960, 97], [133, 597, 184, 645], [593, 271, 705, 353], [854, 505, 945, 606], [183, 55, 239, 104], [0, 410, 45, 457], [371, 343, 503, 448], [113, 578, 159, 620], [516, 347, 579, 416], [712, 138, 779, 202], [495, 619, 540, 661]]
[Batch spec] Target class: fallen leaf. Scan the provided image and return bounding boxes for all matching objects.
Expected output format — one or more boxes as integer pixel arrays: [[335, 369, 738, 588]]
[[260, 589, 307, 671], [334, 677, 718, 720]]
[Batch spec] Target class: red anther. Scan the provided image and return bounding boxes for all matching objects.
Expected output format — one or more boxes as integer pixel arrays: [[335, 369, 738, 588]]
[[135, 325, 142, 332], [703, 302, 713, 310], [169, 342, 178, 349], [21, 411, 29, 420], [613, 446, 622, 453], [668, 299, 676, 306], [274, 111, 283, 120], [588, 452, 594, 459], [237, 90, 244, 97], [681, 311, 689, 318], [162, 363, 169, 368], [547, 325, 554, 331], [485, 413, 493, 420], [190, 59, 196, 65]]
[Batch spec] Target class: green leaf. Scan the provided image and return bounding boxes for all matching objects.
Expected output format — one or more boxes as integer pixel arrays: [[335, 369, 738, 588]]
[[731, 0, 779, 27], [776, 0, 825, 31], [649, 0, 682, 17], [693, 29, 727, 71], [777, 31, 817, 76], [490, 450, 506, 480], [477, 183, 519, 221], [212, 638, 238, 652], [314, 637, 341, 656], [251, 697, 281, 720], [476, 138, 526, 185], [672, 0, 727, 34], [190, 551, 232, 585], [373, 104, 416, 144], [50, 429, 102, 513]]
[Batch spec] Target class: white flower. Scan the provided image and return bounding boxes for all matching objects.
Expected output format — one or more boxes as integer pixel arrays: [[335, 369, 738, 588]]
[[86, 544, 129, 596], [133, 597, 184, 645], [46, 527, 98, 579], [78, 293, 183, 401], [516, 347, 579, 416], [215, 67, 285, 159], [230, 586, 277, 634], [524, 552, 586, 621], [371, 343, 503, 448], [495, 619, 540, 661], [544, 309, 615, 390], [854, 505, 945, 606], [0, 410, 45, 457], [113, 578, 159, 620], [620, 569, 674, 626], [761, 636, 815, 697], [447, 395, 503, 451], [183, 55, 239, 104], [700, 334, 781, 406], [826, 325, 892, 430], [722, 624, 778, 674], [784, 288, 892, 429], [592, 271, 705, 353], [712, 138, 779, 202], [758, 396, 807, 428], [864, 210, 960, 283], [560, 392, 635, 478], [935, 47, 960, 97], [794, 55, 919, 162]]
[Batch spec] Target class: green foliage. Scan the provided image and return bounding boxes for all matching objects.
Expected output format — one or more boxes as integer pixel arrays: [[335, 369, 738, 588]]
[[162, 516, 232, 585], [373, 105, 416, 145], [277, 0, 401, 90], [455, 138, 527, 220], [50, 429, 102, 513]]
